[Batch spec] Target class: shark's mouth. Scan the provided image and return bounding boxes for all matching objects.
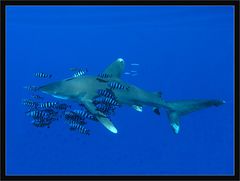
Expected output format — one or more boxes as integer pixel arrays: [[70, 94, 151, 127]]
[[52, 95, 69, 100]]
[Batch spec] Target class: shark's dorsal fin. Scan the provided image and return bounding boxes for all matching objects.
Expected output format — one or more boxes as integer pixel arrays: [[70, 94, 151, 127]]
[[102, 58, 125, 78]]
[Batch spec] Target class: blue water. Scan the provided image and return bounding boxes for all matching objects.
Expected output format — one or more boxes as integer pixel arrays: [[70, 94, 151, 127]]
[[6, 5, 234, 176]]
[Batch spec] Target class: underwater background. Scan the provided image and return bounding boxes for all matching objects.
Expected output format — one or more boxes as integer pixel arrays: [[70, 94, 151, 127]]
[[6, 5, 234, 176]]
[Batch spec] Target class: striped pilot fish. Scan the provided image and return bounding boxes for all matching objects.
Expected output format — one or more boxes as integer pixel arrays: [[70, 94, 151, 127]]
[[94, 97, 119, 106], [64, 114, 86, 125], [31, 95, 43, 99], [34, 72, 52, 78], [67, 121, 90, 135], [72, 110, 95, 120], [73, 68, 88, 77], [107, 81, 129, 90], [95, 103, 115, 115], [40, 102, 57, 109], [26, 110, 52, 120], [54, 103, 71, 110], [44, 109, 58, 117], [64, 111, 85, 122], [98, 73, 112, 79], [26, 110, 58, 128], [97, 89, 115, 99], [31, 119, 52, 127], [24, 85, 39, 92], [22, 99, 39, 108]]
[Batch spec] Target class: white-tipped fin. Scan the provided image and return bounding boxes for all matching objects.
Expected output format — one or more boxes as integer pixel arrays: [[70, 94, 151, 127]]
[[97, 116, 118, 134], [117, 58, 124, 62], [171, 122, 180, 134], [102, 58, 125, 78], [132, 105, 143, 112], [168, 111, 180, 134]]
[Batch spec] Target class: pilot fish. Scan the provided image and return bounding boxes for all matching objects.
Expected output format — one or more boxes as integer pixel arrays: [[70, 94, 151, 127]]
[[34, 72, 52, 78], [108, 81, 129, 90]]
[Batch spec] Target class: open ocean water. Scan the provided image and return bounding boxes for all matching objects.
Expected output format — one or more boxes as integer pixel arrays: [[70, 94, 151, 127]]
[[6, 5, 234, 176]]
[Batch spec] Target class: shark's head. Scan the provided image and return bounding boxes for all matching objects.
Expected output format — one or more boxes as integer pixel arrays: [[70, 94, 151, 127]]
[[39, 81, 70, 100]]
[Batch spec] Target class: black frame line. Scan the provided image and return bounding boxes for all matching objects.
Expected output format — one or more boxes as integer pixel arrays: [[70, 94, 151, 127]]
[[0, 0, 239, 180], [1, 0, 240, 6]]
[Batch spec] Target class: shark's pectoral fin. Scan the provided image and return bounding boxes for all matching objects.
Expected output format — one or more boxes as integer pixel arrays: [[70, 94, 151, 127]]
[[97, 116, 118, 134], [81, 96, 118, 134], [81, 98, 105, 117], [132, 105, 143, 112]]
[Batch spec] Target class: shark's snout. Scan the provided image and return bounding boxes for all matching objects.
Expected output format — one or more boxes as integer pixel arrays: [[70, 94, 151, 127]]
[[39, 85, 50, 93], [39, 82, 60, 95], [39, 81, 73, 100]]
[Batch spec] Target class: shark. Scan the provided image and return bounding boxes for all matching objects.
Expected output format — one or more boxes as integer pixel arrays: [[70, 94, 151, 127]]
[[39, 58, 225, 134]]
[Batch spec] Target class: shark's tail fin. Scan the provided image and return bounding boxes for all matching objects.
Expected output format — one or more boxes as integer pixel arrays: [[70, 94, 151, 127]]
[[164, 99, 225, 134]]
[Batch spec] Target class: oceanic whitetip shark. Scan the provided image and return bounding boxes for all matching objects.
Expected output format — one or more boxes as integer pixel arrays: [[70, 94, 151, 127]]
[[39, 58, 225, 134]]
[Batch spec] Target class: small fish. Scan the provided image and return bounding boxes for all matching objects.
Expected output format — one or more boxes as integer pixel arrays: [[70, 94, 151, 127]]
[[68, 122, 90, 135], [98, 73, 112, 79], [54, 103, 71, 110], [34, 72, 52, 78], [65, 116, 86, 126], [131, 73, 138, 76], [130, 70, 137, 73], [130, 63, 139, 66], [73, 110, 95, 120], [65, 111, 85, 122], [22, 99, 39, 108], [64, 113, 86, 125], [40, 102, 57, 109], [30, 110, 56, 127], [94, 97, 119, 106], [26, 110, 49, 120], [97, 89, 115, 99], [31, 119, 52, 127], [73, 69, 87, 77], [31, 95, 43, 99], [108, 82, 129, 90], [104, 97, 119, 106], [44, 109, 58, 117], [124, 72, 131, 75], [95, 103, 115, 115], [24, 85, 39, 92]]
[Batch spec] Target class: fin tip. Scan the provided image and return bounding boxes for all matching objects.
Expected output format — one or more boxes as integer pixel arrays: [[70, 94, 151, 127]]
[[117, 58, 124, 62], [171, 123, 180, 134]]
